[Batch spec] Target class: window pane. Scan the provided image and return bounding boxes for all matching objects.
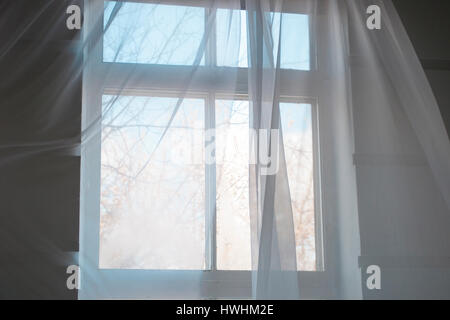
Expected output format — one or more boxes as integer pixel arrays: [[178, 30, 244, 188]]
[[216, 101, 316, 271], [100, 95, 205, 270], [103, 1, 205, 65], [280, 103, 316, 271], [216, 10, 310, 70], [216, 10, 248, 68], [279, 14, 310, 71], [216, 100, 251, 270]]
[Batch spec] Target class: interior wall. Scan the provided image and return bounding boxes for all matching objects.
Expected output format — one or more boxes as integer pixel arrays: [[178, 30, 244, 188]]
[[393, 0, 450, 133], [0, 0, 82, 299], [353, 0, 450, 299]]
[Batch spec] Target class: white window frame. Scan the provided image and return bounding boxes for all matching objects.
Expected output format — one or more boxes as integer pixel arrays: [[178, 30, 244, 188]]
[[80, 0, 337, 299]]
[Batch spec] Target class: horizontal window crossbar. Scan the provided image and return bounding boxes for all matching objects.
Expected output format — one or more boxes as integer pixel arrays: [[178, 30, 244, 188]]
[[100, 63, 320, 97], [105, 0, 315, 14]]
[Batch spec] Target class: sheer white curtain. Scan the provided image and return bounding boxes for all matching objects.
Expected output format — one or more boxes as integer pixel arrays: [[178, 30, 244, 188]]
[[76, 0, 450, 299], [347, 0, 450, 210]]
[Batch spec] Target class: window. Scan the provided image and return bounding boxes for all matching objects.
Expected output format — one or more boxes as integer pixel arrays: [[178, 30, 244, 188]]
[[100, 95, 206, 270], [215, 99, 251, 271], [215, 99, 319, 271], [81, 0, 329, 299], [103, 2, 205, 65]]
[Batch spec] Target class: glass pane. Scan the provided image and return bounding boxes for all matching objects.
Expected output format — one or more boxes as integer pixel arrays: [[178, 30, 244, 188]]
[[100, 95, 205, 270], [216, 10, 310, 70], [216, 101, 316, 271], [279, 13, 310, 71], [216, 9, 248, 68], [215, 100, 251, 270], [103, 1, 205, 65], [280, 103, 316, 271]]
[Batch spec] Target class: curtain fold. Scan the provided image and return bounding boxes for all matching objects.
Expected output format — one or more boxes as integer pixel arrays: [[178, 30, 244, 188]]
[[246, 0, 300, 299]]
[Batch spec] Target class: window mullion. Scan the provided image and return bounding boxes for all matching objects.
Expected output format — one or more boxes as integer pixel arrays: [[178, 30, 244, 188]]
[[205, 7, 217, 272], [205, 93, 217, 271]]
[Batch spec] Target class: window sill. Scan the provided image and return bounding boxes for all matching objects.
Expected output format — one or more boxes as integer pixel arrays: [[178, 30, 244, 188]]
[[78, 269, 334, 299]]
